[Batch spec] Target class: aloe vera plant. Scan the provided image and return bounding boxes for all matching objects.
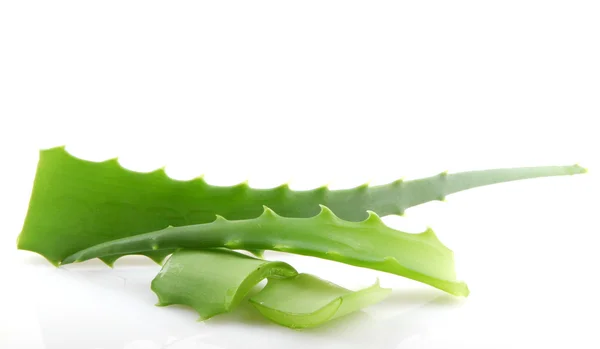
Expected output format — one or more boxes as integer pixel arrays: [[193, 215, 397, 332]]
[[152, 249, 390, 328], [62, 206, 468, 296], [17, 146, 586, 266], [16, 146, 587, 329]]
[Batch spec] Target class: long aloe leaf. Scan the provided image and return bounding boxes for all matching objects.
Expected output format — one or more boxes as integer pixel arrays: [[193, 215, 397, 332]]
[[63, 206, 470, 296], [151, 249, 297, 320], [250, 274, 390, 329], [18, 146, 585, 265]]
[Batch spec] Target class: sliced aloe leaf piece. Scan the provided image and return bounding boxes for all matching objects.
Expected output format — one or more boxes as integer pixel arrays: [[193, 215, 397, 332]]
[[250, 274, 391, 329], [17, 146, 585, 265], [151, 249, 388, 328], [63, 206, 469, 296], [151, 249, 297, 320]]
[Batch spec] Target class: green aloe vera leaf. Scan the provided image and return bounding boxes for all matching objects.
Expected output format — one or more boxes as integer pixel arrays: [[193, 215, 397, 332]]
[[18, 146, 586, 266], [151, 249, 297, 320], [249, 273, 391, 329], [63, 206, 469, 296]]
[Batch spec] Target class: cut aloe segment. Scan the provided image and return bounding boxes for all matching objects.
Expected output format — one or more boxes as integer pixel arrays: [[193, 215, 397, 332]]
[[151, 249, 297, 320], [250, 274, 391, 329]]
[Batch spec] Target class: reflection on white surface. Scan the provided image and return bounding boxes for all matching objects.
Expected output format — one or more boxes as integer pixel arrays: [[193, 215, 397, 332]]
[[164, 291, 462, 349]]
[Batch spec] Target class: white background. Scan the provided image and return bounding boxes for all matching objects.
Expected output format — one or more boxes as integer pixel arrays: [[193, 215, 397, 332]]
[[1, 1, 599, 348]]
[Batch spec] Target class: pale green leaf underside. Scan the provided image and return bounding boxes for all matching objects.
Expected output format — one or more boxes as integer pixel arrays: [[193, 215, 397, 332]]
[[151, 249, 297, 320], [63, 206, 470, 296], [250, 274, 391, 329], [17, 146, 585, 266]]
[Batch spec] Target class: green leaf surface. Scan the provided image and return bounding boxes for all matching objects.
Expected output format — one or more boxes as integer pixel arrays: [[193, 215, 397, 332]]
[[63, 206, 470, 296], [250, 274, 391, 329], [18, 146, 586, 265], [151, 249, 297, 320]]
